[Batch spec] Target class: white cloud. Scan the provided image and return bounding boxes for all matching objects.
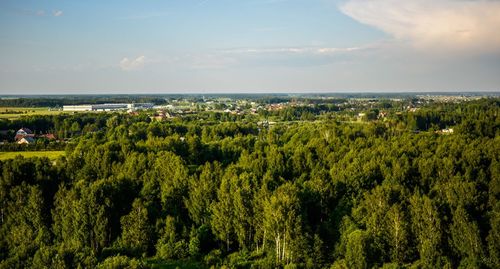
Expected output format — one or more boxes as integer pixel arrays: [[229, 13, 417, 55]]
[[224, 46, 368, 55], [53, 10, 63, 17], [340, 0, 500, 53], [119, 56, 146, 71]]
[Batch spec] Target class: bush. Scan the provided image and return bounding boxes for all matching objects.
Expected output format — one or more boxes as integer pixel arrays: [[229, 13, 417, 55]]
[[156, 240, 188, 260], [248, 253, 275, 269], [226, 251, 251, 268], [204, 249, 222, 267], [284, 263, 298, 269], [32, 246, 66, 269], [96, 255, 148, 269]]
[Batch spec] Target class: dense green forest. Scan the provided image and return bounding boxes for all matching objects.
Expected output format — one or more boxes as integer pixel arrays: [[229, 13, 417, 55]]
[[0, 98, 499, 268]]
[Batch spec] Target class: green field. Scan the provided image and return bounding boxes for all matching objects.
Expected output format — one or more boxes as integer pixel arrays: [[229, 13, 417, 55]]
[[0, 107, 64, 120], [0, 151, 65, 160]]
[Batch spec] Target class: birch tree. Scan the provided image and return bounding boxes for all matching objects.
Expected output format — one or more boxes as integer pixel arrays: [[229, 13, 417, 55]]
[[263, 183, 302, 265]]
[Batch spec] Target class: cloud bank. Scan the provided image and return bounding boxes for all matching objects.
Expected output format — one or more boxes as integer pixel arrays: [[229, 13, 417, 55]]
[[340, 0, 500, 53], [119, 56, 146, 71]]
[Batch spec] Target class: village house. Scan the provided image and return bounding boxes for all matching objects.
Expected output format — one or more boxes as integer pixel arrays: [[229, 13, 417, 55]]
[[151, 110, 172, 121], [39, 133, 57, 140], [12, 128, 57, 144], [16, 127, 33, 136], [436, 128, 454, 135], [378, 111, 388, 119], [17, 137, 35, 144], [14, 128, 35, 142]]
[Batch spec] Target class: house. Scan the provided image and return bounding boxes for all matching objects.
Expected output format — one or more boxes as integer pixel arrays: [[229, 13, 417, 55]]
[[357, 113, 366, 122], [16, 128, 33, 136], [151, 110, 172, 121], [14, 128, 35, 141], [39, 133, 56, 140], [378, 111, 388, 119], [436, 128, 454, 135], [18, 137, 35, 144]]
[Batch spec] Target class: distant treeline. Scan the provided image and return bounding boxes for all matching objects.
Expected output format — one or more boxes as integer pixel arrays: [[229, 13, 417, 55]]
[[0, 96, 167, 107], [2, 92, 498, 108]]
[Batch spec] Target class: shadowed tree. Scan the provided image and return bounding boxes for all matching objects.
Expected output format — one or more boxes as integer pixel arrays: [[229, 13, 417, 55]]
[[211, 171, 234, 252], [410, 194, 442, 267], [185, 162, 222, 226], [120, 199, 152, 256], [450, 206, 484, 264]]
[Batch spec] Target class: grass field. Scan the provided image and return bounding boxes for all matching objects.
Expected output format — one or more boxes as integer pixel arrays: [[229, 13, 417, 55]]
[[0, 151, 65, 160], [0, 107, 64, 120]]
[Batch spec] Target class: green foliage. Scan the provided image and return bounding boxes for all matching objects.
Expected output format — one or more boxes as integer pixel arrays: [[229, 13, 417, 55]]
[[2, 184, 50, 259], [120, 199, 152, 256], [409, 194, 442, 267], [345, 229, 369, 269], [188, 227, 200, 257], [96, 255, 147, 269], [263, 183, 304, 265], [210, 172, 235, 252], [156, 216, 188, 260], [184, 162, 222, 226], [450, 206, 484, 263], [486, 202, 500, 268]]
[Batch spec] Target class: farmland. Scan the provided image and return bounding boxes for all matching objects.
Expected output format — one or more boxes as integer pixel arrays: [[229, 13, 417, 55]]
[[0, 107, 64, 120], [0, 151, 65, 160]]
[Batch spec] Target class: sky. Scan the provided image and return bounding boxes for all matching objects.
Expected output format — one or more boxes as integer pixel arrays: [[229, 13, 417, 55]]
[[0, 0, 500, 94]]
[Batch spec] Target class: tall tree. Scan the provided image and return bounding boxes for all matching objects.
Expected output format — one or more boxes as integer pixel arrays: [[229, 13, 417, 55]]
[[211, 173, 234, 252], [345, 229, 369, 269], [263, 183, 303, 265], [185, 162, 222, 226], [450, 206, 484, 263], [120, 199, 152, 256], [410, 194, 442, 267], [385, 204, 410, 263], [3, 185, 50, 259], [231, 172, 254, 250]]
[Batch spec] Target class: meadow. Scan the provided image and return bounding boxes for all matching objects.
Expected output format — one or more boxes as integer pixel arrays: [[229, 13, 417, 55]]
[[0, 107, 64, 120], [0, 151, 65, 160]]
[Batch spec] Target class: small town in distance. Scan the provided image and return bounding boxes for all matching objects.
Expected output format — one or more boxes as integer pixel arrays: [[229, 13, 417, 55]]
[[0, 92, 491, 146]]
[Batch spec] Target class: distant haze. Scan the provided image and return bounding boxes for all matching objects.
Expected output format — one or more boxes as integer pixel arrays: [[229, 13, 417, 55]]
[[1, 0, 499, 94]]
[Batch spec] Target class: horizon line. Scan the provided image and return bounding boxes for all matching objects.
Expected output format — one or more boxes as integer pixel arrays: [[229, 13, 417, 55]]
[[1, 90, 500, 96]]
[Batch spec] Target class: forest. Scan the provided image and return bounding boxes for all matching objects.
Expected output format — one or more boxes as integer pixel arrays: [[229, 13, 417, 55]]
[[0, 98, 499, 268]]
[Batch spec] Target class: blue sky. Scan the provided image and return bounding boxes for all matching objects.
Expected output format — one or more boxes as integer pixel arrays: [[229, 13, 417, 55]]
[[1, 0, 499, 93]]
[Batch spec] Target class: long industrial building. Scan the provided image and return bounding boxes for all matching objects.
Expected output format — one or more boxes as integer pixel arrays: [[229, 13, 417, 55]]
[[63, 103, 154, 112]]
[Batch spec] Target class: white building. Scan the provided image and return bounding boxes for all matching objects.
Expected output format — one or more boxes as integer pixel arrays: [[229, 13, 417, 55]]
[[62, 105, 94, 111], [63, 103, 154, 112]]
